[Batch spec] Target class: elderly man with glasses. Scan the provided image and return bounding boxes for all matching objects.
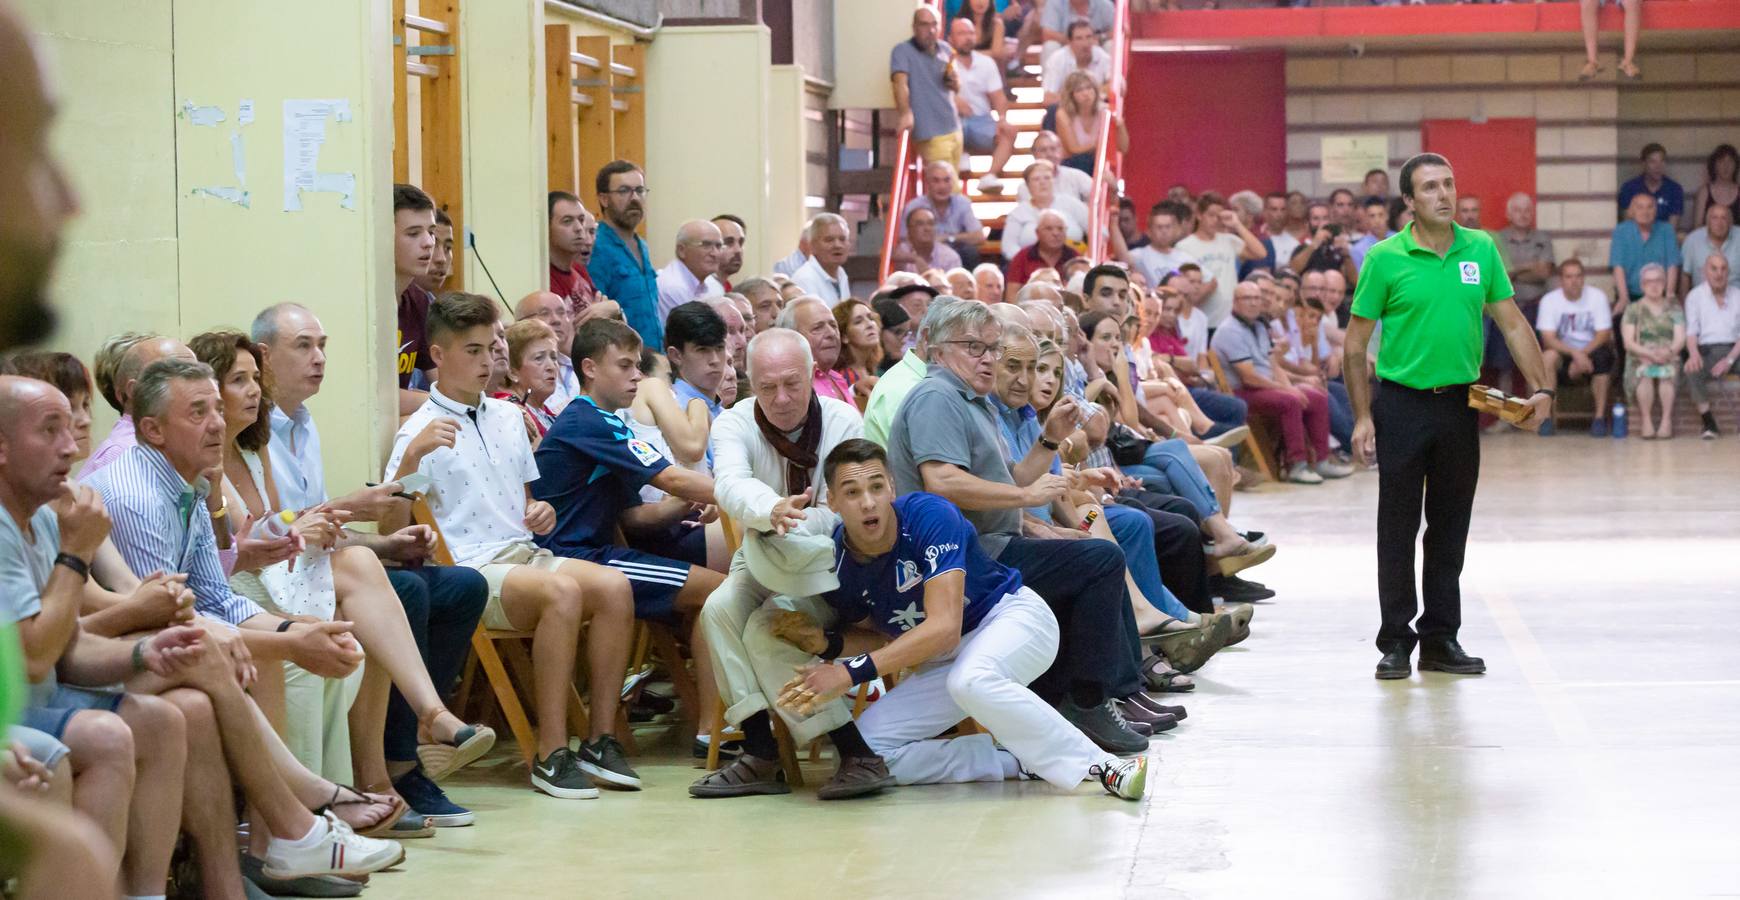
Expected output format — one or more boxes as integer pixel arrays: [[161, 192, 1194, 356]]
[[656, 220, 727, 321]]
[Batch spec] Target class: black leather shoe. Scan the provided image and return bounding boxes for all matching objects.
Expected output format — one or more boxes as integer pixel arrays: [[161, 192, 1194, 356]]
[[1375, 648, 1412, 680], [1418, 639, 1485, 674]]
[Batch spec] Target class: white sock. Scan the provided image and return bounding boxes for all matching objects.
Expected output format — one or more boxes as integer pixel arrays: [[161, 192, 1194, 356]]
[[695, 733, 710, 745], [996, 749, 1022, 780], [1185, 612, 1202, 625], [282, 816, 329, 848]]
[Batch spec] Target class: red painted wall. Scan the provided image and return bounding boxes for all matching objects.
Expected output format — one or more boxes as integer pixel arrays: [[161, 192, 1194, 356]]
[[1121, 50, 1287, 210], [1421, 118, 1538, 231]]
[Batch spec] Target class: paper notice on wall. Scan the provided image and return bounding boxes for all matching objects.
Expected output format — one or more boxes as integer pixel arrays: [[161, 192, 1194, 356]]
[[183, 101, 225, 127], [238, 99, 255, 126], [283, 99, 356, 211], [1320, 134, 1389, 186], [192, 186, 249, 207]]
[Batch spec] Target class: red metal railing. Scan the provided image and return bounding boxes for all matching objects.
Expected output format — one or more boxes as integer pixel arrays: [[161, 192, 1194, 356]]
[[1087, 0, 1131, 263], [877, 0, 941, 284]]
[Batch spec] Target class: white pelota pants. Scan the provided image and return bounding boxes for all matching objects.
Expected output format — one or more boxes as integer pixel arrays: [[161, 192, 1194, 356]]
[[857, 587, 1105, 791], [700, 550, 852, 746]]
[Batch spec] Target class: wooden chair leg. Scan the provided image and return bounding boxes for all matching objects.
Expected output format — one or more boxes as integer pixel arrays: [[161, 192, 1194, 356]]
[[1244, 422, 1279, 482], [647, 622, 700, 728], [771, 715, 804, 788], [472, 631, 536, 764], [454, 650, 479, 721]]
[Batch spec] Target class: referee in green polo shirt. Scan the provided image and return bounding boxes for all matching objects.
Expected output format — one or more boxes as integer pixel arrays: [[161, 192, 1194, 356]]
[[1345, 153, 1554, 681]]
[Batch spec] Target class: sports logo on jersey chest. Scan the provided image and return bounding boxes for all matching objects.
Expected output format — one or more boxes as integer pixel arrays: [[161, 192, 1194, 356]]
[[1459, 261, 1480, 285]]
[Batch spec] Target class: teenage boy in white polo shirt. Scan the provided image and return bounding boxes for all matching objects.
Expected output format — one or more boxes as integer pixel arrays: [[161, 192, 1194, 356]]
[[385, 293, 639, 799]]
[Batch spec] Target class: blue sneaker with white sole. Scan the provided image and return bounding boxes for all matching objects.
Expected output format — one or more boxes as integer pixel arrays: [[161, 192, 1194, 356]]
[[392, 766, 475, 827]]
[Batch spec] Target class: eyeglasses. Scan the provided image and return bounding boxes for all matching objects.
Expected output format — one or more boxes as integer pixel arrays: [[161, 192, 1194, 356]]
[[690, 240, 725, 251], [607, 186, 650, 198], [943, 340, 1004, 360]]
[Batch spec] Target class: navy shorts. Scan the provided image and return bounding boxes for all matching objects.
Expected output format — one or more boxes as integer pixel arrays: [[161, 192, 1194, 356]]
[[20, 685, 125, 740], [565, 544, 693, 622]]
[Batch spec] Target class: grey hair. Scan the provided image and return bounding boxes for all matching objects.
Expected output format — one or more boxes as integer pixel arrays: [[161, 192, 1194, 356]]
[[1016, 281, 1063, 304], [1036, 209, 1069, 230], [806, 213, 848, 244], [1506, 191, 1533, 213], [998, 322, 1036, 351], [734, 277, 776, 299], [1227, 190, 1262, 219], [1638, 262, 1668, 283], [133, 358, 216, 420], [745, 327, 813, 381], [251, 302, 312, 346], [922, 299, 996, 362], [94, 331, 158, 414], [774, 296, 828, 331]]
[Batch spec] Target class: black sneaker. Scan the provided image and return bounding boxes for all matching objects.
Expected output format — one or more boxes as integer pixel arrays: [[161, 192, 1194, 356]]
[[531, 747, 599, 800], [1059, 699, 1149, 754], [692, 736, 743, 760], [392, 765, 476, 827], [577, 735, 642, 790], [1213, 574, 1276, 604], [1702, 412, 1719, 440]]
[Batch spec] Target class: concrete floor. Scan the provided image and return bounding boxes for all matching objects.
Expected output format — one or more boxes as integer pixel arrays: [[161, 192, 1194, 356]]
[[372, 434, 1740, 899]]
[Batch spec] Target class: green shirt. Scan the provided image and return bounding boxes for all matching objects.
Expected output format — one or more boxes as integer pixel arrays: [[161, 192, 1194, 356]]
[[862, 350, 929, 447], [1350, 222, 1514, 389]]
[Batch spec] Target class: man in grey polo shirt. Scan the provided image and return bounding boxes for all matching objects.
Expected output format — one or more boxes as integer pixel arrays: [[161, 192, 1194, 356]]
[[1492, 193, 1556, 401], [890, 6, 961, 165], [884, 300, 1151, 754], [1680, 204, 1740, 296]]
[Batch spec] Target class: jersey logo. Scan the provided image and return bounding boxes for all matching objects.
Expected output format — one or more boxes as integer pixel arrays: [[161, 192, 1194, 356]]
[[888, 601, 926, 631], [626, 439, 661, 466], [895, 559, 923, 593], [1459, 261, 1481, 285], [923, 542, 959, 573]]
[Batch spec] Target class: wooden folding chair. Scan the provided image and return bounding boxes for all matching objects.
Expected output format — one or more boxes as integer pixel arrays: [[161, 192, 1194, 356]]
[[1205, 349, 1280, 482]]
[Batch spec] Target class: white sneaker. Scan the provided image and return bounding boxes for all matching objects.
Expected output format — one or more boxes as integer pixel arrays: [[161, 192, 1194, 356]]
[[1286, 462, 1324, 485], [262, 812, 405, 879], [978, 173, 1004, 194], [1092, 755, 1148, 801], [1205, 425, 1250, 449], [1315, 459, 1354, 479]]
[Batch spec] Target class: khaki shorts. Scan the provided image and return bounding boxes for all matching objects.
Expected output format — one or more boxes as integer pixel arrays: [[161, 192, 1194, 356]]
[[914, 129, 963, 166], [475, 541, 567, 631]]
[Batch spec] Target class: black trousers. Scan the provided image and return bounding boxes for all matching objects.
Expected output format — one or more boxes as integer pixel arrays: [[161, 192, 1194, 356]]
[[1115, 490, 1214, 615], [997, 536, 1143, 705], [1373, 382, 1480, 653]]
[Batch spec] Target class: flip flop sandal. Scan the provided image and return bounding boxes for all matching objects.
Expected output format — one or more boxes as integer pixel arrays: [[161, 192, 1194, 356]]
[[320, 784, 407, 839], [417, 717, 497, 782]]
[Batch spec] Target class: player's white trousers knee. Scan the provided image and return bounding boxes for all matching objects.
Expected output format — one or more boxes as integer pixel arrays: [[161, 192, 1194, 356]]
[[858, 587, 1106, 790]]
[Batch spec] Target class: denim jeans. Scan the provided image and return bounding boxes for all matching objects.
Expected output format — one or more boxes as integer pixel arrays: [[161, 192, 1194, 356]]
[[1104, 505, 1193, 622], [1120, 438, 1221, 520], [1189, 386, 1248, 437]]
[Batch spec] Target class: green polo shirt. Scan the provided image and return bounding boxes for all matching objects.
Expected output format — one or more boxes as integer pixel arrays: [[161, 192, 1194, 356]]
[[1350, 222, 1514, 389]]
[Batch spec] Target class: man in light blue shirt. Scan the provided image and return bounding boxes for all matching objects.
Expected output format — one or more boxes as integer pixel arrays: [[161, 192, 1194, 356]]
[[1610, 192, 1681, 307], [588, 160, 662, 349]]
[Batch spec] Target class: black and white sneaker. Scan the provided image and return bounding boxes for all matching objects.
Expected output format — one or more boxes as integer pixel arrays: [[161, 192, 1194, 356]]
[[692, 735, 743, 760], [577, 735, 642, 790], [532, 748, 599, 800], [1091, 756, 1148, 801], [1702, 413, 1719, 440]]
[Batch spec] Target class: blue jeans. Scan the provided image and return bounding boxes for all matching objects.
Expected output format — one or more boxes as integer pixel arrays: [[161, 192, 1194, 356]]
[[1120, 438, 1221, 520], [383, 565, 489, 763], [1327, 379, 1353, 451], [1104, 505, 1193, 622], [1189, 386, 1247, 437]]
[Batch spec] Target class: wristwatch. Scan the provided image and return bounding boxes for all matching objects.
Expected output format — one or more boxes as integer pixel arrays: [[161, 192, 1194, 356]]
[[54, 552, 90, 581], [1039, 436, 1060, 451], [1532, 388, 1556, 399]]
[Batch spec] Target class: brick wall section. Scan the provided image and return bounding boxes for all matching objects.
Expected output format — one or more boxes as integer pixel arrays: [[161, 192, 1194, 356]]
[[1616, 50, 1740, 216]]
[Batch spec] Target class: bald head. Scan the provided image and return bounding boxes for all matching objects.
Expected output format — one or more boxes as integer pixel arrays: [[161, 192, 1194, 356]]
[[0, 8, 79, 351], [116, 337, 195, 414], [675, 219, 723, 280], [0, 374, 76, 506], [517, 290, 573, 353], [1707, 251, 1731, 290]]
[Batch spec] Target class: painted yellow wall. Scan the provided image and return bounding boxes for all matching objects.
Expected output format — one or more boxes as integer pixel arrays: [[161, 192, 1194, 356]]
[[829, 0, 910, 111], [767, 65, 810, 274], [643, 25, 774, 275], [460, 0, 547, 306]]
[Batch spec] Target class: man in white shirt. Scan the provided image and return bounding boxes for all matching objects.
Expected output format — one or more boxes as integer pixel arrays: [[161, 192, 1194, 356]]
[[1683, 252, 1740, 439], [1122, 200, 1198, 293], [1002, 161, 1089, 261], [1041, 20, 1111, 105], [1262, 191, 1301, 268], [655, 219, 726, 322], [947, 17, 1015, 194], [1018, 131, 1093, 206], [689, 329, 893, 801], [1680, 204, 1740, 296], [1534, 258, 1616, 434], [515, 291, 581, 413], [1175, 192, 1267, 327], [791, 213, 854, 307]]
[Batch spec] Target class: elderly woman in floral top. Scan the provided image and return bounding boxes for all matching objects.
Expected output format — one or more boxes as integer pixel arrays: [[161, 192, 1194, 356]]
[[1621, 262, 1687, 439]]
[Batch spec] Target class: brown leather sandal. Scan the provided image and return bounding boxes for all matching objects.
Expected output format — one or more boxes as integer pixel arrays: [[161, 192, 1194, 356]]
[[687, 754, 790, 798]]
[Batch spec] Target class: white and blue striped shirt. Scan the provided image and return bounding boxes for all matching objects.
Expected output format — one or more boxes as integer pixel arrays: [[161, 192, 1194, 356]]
[[85, 444, 265, 626]]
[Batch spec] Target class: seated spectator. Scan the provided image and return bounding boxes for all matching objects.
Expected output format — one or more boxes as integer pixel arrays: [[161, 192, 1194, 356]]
[[872, 298, 913, 375], [78, 363, 409, 878], [1123, 201, 1196, 290], [947, 17, 1016, 194], [622, 309, 716, 505], [712, 213, 747, 291], [83, 335, 195, 478], [498, 319, 562, 436], [779, 297, 854, 409], [530, 316, 729, 757], [1005, 164, 1088, 262], [952, 0, 1010, 70], [1178, 193, 1268, 328], [1620, 264, 1686, 439], [974, 262, 1005, 302], [384, 293, 638, 799], [945, 267, 977, 300], [883, 299, 1153, 753], [893, 207, 964, 275], [0, 352, 92, 463], [1618, 142, 1682, 228], [1689, 144, 1739, 236], [1681, 203, 1739, 296], [1042, 20, 1110, 106], [903, 160, 987, 269], [772, 236, 808, 278], [1006, 210, 1081, 301], [1287, 201, 1358, 287], [1611, 192, 1681, 315], [516, 291, 581, 413], [1455, 195, 1482, 231], [1052, 72, 1124, 177], [548, 191, 619, 323], [1536, 258, 1617, 436], [1040, 0, 1114, 58], [393, 184, 439, 410], [891, 6, 962, 166], [834, 299, 884, 408], [791, 214, 853, 307], [775, 440, 1149, 800], [688, 329, 890, 800], [656, 219, 726, 322], [707, 295, 750, 405], [738, 276, 784, 335], [1211, 282, 1348, 484], [1018, 131, 1094, 207], [1683, 253, 1740, 439], [1118, 196, 1149, 251]]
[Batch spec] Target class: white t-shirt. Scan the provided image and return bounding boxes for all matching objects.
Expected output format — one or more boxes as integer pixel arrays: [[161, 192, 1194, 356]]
[[1017, 165, 1093, 205], [386, 386, 541, 568], [1175, 232, 1244, 327], [1283, 309, 1332, 367], [1534, 286, 1613, 350], [1128, 245, 1196, 290], [1179, 306, 1210, 360], [1269, 230, 1303, 270], [1042, 45, 1111, 96], [958, 51, 1003, 119]]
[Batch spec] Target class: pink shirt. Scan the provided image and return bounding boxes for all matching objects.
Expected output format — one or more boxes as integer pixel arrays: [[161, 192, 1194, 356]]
[[813, 368, 855, 407], [80, 415, 137, 479]]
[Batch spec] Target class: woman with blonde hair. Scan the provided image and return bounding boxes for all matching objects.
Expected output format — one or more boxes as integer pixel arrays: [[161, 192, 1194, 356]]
[[1054, 70, 1127, 176]]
